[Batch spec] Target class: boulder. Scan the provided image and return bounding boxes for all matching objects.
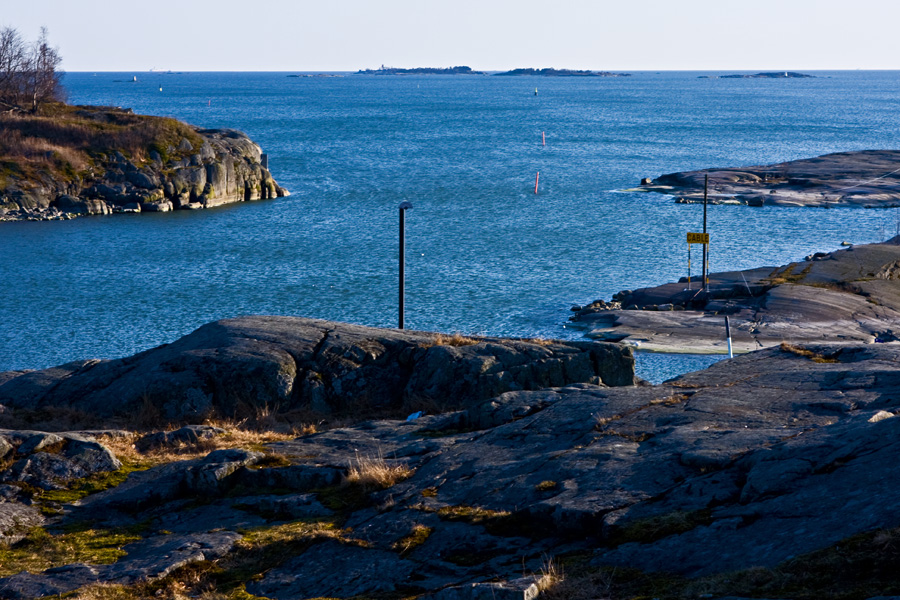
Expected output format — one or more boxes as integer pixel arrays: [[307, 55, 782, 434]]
[[135, 424, 225, 452], [0, 431, 121, 490], [0, 503, 44, 545], [0, 317, 635, 421]]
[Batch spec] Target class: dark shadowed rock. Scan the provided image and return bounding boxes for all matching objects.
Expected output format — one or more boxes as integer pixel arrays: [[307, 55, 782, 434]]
[[0, 317, 635, 421], [246, 541, 417, 599], [424, 578, 540, 600]]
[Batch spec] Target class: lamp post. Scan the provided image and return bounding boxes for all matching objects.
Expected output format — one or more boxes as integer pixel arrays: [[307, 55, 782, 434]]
[[398, 201, 413, 329]]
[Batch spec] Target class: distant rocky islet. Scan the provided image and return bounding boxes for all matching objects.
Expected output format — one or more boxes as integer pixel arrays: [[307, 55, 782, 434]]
[[354, 65, 631, 76], [639, 149, 900, 208]]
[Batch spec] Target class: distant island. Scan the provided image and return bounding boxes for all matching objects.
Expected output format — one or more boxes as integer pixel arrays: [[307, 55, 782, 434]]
[[356, 65, 484, 75], [287, 74, 343, 78], [494, 68, 631, 77], [699, 72, 815, 79]]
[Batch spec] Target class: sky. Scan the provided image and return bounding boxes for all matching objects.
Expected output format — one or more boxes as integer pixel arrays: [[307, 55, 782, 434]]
[[3, 0, 900, 72]]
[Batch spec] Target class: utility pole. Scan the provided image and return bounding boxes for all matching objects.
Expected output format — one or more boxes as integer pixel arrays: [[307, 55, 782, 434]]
[[702, 174, 709, 291], [398, 201, 413, 329]]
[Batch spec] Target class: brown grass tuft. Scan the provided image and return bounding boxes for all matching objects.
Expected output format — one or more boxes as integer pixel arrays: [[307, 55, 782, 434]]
[[430, 333, 479, 347], [779, 343, 840, 363], [94, 421, 304, 469], [344, 454, 413, 491]]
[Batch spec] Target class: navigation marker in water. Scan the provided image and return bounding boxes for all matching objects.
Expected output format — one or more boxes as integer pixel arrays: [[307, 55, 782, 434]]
[[542, 131, 546, 146], [535, 172, 540, 194]]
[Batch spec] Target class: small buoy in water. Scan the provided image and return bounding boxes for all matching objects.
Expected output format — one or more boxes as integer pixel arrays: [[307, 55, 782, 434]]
[[534, 87, 538, 96], [159, 86, 162, 92]]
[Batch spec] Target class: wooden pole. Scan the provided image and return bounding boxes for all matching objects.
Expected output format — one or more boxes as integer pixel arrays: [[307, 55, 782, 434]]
[[534, 171, 540, 194], [542, 131, 546, 146], [702, 174, 708, 290]]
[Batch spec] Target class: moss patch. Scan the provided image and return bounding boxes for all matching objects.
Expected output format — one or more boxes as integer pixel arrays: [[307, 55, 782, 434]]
[[0, 525, 143, 577], [35, 459, 151, 505], [607, 510, 713, 547], [392, 524, 433, 557]]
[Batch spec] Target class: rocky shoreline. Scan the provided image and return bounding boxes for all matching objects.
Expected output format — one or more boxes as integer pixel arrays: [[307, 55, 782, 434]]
[[0, 106, 288, 222], [0, 317, 900, 597], [639, 149, 900, 208], [569, 236, 900, 353]]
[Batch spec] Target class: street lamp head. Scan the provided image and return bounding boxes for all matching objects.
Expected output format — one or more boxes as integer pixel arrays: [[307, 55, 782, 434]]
[[399, 201, 413, 210]]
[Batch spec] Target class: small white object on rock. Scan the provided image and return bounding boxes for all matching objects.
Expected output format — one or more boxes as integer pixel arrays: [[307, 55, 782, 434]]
[[869, 410, 895, 423]]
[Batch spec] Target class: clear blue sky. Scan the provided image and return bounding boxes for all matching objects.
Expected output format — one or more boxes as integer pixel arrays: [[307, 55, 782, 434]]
[[4, 0, 899, 71]]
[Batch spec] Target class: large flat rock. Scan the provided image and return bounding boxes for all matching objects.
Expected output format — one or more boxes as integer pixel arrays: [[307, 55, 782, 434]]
[[0, 317, 634, 422], [570, 237, 900, 353], [640, 149, 900, 207]]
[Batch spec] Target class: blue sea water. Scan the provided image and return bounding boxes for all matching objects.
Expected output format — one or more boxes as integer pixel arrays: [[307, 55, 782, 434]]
[[3, 71, 900, 383]]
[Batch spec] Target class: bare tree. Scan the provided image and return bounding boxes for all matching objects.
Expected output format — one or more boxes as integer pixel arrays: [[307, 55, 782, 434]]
[[0, 26, 27, 111], [0, 26, 63, 112]]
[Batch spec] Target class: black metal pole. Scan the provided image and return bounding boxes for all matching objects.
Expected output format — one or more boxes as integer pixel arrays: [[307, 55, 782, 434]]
[[399, 208, 405, 329], [398, 201, 413, 329], [702, 174, 708, 290]]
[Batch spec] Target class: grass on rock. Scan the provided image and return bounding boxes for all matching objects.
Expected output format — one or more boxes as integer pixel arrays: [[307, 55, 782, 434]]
[[0, 525, 143, 577]]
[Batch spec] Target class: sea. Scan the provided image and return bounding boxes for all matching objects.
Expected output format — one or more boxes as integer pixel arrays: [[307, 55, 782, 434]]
[[3, 70, 900, 383]]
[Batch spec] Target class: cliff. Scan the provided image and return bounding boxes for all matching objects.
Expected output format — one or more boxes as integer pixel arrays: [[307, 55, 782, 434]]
[[0, 104, 288, 221]]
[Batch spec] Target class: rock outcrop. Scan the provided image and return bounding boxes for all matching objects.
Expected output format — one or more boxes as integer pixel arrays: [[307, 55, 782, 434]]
[[569, 236, 900, 353], [0, 316, 635, 422], [638, 149, 900, 207], [0, 107, 288, 222]]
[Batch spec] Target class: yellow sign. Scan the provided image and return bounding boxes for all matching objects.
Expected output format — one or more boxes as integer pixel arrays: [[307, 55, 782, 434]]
[[687, 232, 709, 244]]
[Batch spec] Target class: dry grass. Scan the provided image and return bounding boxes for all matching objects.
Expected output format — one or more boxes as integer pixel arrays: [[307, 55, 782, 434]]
[[536, 558, 566, 596], [434, 504, 511, 523], [523, 337, 556, 346], [534, 563, 618, 600], [391, 524, 433, 556], [765, 263, 812, 286], [780, 343, 840, 363], [430, 333, 480, 347], [0, 103, 206, 195], [95, 421, 310, 469], [344, 454, 413, 491]]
